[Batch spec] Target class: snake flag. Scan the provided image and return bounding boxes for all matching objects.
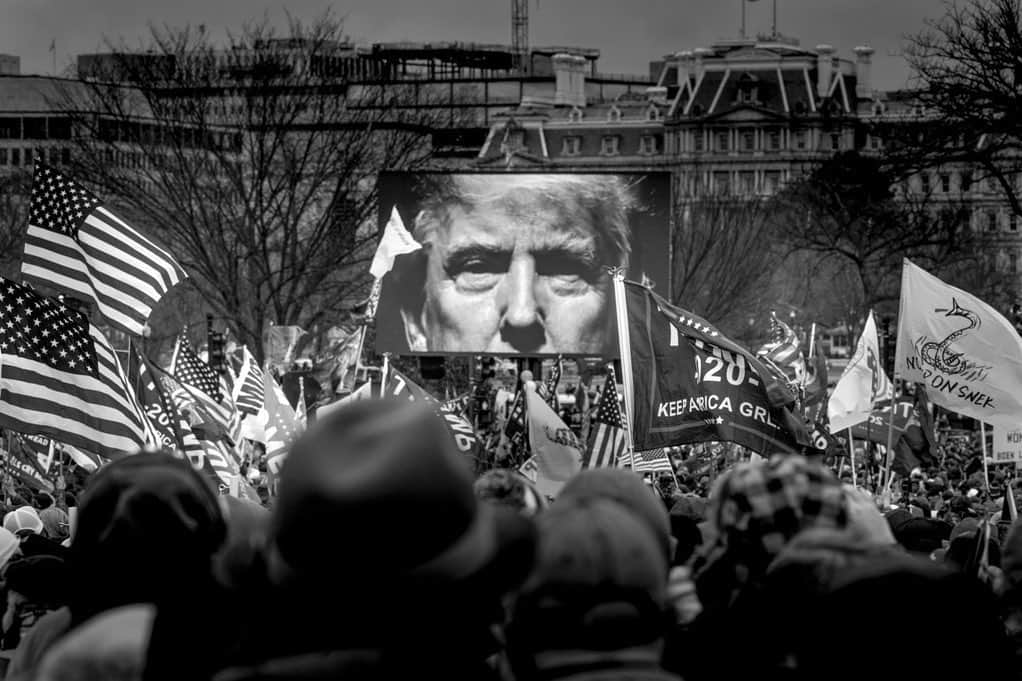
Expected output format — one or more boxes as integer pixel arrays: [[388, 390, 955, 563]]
[[895, 259, 1022, 427]]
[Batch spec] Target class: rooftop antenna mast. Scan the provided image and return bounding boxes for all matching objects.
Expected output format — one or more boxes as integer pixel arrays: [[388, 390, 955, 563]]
[[512, 0, 529, 73]]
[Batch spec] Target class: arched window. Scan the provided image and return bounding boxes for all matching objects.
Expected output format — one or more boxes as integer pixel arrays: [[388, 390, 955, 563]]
[[608, 106, 622, 122], [568, 107, 583, 122]]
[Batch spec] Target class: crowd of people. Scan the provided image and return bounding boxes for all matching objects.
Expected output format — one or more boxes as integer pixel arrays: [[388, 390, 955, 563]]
[[0, 396, 1017, 680]]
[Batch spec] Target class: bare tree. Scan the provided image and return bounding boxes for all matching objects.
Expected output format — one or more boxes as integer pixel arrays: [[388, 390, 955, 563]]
[[0, 171, 31, 279], [774, 151, 986, 314], [903, 0, 1022, 216], [671, 196, 783, 336], [52, 13, 452, 359]]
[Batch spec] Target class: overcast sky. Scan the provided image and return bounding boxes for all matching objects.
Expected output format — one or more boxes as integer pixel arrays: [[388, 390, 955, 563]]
[[2, 0, 943, 90]]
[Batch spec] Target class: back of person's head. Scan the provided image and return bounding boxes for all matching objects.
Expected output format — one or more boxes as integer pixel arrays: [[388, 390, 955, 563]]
[[558, 468, 672, 564], [265, 399, 536, 654], [34, 492, 55, 510], [69, 453, 226, 624], [795, 558, 1012, 679], [5, 555, 70, 608], [473, 469, 545, 516], [39, 505, 69, 542], [506, 498, 669, 680], [36, 605, 154, 681]]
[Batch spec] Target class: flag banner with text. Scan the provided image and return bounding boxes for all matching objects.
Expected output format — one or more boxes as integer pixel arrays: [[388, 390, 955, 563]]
[[383, 370, 482, 460], [3, 435, 54, 493], [848, 399, 914, 445], [896, 259, 1022, 427], [622, 282, 804, 455]]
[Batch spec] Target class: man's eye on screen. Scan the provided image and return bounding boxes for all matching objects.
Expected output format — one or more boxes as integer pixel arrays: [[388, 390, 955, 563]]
[[448, 255, 507, 291], [537, 255, 598, 293]]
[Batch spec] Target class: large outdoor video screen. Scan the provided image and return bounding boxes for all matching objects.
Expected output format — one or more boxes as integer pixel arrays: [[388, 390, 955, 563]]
[[374, 171, 671, 357]]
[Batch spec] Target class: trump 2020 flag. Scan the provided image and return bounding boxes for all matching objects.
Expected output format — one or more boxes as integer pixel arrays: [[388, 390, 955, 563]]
[[615, 279, 806, 455], [525, 384, 583, 498], [896, 259, 1022, 427], [828, 311, 893, 431], [370, 206, 422, 279]]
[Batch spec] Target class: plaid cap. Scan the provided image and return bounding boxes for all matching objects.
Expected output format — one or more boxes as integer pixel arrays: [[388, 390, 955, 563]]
[[692, 454, 847, 607]]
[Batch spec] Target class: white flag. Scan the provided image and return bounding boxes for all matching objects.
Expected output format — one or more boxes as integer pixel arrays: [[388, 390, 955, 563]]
[[828, 311, 893, 431], [896, 259, 1022, 427], [369, 206, 422, 279], [317, 381, 374, 419], [525, 384, 582, 498]]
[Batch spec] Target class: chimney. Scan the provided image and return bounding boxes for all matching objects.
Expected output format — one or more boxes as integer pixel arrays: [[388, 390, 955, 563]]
[[693, 47, 712, 82], [553, 53, 575, 106], [676, 50, 693, 88], [816, 44, 835, 100], [572, 55, 587, 107], [646, 86, 668, 104], [854, 45, 875, 99], [0, 54, 20, 76]]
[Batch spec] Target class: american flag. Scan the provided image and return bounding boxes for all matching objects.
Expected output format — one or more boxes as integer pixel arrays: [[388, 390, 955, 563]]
[[585, 368, 628, 469], [21, 163, 186, 336], [543, 358, 562, 410], [171, 335, 237, 438], [757, 313, 806, 385], [0, 277, 148, 459], [232, 346, 265, 415], [264, 373, 301, 476], [622, 448, 675, 473], [502, 389, 528, 458]]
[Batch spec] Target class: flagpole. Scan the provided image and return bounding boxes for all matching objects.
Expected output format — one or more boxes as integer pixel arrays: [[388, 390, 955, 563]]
[[847, 427, 857, 487], [612, 272, 637, 460], [380, 352, 391, 398], [981, 421, 991, 491], [882, 383, 897, 490]]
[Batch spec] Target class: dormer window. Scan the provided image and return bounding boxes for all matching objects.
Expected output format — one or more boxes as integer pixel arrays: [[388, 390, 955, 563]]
[[872, 102, 885, 116], [646, 106, 662, 121], [736, 73, 760, 105], [562, 135, 582, 156], [608, 106, 622, 122], [568, 107, 583, 123], [639, 135, 659, 155]]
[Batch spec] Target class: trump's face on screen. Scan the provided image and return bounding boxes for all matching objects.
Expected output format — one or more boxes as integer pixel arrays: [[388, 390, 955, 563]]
[[397, 174, 634, 355]]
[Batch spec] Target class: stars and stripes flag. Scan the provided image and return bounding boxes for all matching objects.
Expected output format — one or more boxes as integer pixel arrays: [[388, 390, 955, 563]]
[[622, 448, 674, 473], [757, 312, 806, 386], [170, 334, 236, 438], [232, 346, 265, 416], [501, 388, 529, 459], [21, 163, 186, 336], [543, 358, 562, 410], [264, 373, 301, 476], [585, 368, 629, 469], [0, 277, 149, 459]]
